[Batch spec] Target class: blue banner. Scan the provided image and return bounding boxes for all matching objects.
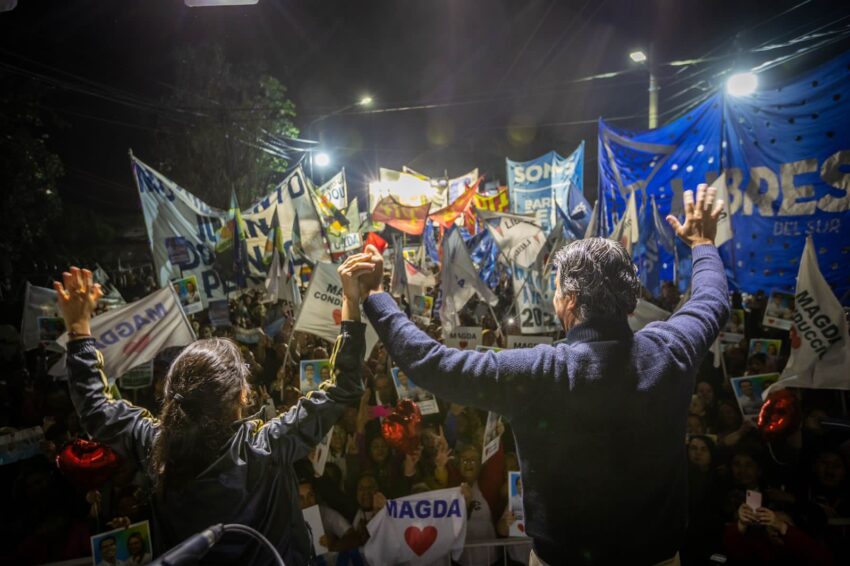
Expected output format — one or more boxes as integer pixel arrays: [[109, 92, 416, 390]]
[[507, 142, 584, 233], [599, 51, 850, 300]]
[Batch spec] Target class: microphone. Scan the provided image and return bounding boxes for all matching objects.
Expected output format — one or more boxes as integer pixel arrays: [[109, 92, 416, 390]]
[[149, 524, 224, 566]]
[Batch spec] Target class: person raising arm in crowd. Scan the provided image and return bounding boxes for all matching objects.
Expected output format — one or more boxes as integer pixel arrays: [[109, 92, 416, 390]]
[[53, 254, 373, 565], [342, 184, 729, 565]]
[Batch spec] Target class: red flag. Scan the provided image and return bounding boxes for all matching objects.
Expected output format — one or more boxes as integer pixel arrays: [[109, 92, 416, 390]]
[[428, 178, 481, 229], [371, 196, 431, 235], [364, 231, 389, 254]]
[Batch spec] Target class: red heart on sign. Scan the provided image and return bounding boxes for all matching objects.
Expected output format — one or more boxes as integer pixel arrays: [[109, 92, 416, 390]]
[[518, 523, 525, 533], [459, 340, 468, 349], [405, 525, 438, 556]]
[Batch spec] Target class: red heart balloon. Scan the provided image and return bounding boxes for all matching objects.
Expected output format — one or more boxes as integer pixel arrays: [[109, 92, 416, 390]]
[[758, 389, 801, 443], [56, 439, 122, 491], [382, 399, 422, 454]]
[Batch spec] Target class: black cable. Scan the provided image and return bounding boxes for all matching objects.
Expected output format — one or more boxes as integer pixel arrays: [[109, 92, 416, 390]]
[[222, 524, 286, 566]]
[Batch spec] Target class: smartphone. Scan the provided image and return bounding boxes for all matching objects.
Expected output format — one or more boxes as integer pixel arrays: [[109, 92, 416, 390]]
[[746, 489, 762, 510]]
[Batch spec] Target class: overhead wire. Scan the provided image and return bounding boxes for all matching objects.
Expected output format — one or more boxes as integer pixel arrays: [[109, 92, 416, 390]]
[[2, 4, 847, 156]]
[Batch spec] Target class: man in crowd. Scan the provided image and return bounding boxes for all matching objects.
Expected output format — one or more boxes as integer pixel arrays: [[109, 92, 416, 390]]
[[125, 531, 151, 565], [737, 379, 763, 415], [96, 536, 120, 566], [343, 184, 729, 564]]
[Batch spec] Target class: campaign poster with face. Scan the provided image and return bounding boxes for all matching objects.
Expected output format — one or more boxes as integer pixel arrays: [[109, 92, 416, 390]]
[[482, 412, 502, 464], [391, 367, 439, 415], [720, 309, 746, 343], [90, 520, 152, 566], [300, 359, 331, 395], [747, 339, 783, 373], [172, 275, 203, 315], [508, 471, 527, 537], [763, 290, 795, 331], [731, 373, 779, 421]]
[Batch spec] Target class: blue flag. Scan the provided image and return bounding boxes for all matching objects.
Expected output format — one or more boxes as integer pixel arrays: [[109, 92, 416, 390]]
[[507, 142, 584, 234], [651, 196, 675, 254], [468, 230, 501, 290], [636, 199, 662, 297], [423, 219, 440, 264], [563, 179, 592, 237], [599, 50, 850, 299], [584, 189, 611, 239], [674, 237, 693, 294]]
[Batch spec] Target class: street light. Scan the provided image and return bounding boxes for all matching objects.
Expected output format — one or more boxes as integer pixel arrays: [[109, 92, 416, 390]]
[[629, 47, 657, 129], [307, 94, 374, 181], [726, 71, 758, 97], [314, 152, 331, 168], [185, 0, 259, 6]]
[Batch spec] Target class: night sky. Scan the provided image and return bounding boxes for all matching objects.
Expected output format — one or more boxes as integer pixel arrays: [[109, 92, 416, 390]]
[[2, 0, 849, 224]]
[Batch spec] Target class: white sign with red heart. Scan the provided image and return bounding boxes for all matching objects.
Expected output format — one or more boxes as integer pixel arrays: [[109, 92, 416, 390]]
[[364, 487, 467, 565], [444, 327, 482, 350]]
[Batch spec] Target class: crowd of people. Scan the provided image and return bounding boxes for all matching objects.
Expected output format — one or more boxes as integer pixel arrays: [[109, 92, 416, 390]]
[[0, 255, 848, 566]]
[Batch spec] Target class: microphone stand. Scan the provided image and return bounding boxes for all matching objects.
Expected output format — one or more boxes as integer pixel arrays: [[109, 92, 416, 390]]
[[148, 523, 285, 566]]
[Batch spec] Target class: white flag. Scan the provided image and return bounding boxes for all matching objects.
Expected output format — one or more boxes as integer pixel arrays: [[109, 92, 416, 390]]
[[628, 299, 670, 332], [480, 210, 545, 269], [93, 264, 126, 308], [292, 263, 379, 358], [364, 487, 467, 566], [405, 261, 436, 300], [53, 286, 196, 379], [439, 230, 497, 335], [610, 189, 639, 253], [405, 261, 436, 289], [262, 249, 302, 315], [21, 282, 60, 351], [390, 238, 409, 300], [512, 264, 560, 334], [709, 173, 734, 247], [776, 236, 850, 391]]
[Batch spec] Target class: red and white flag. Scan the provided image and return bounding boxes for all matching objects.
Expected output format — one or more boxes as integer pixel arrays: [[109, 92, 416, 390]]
[[292, 262, 379, 358], [52, 286, 195, 379], [775, 236, 850, 392]]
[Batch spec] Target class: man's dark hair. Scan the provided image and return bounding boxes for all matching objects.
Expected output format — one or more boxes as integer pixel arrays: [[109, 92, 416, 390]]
[[553, 238, 640, 320]]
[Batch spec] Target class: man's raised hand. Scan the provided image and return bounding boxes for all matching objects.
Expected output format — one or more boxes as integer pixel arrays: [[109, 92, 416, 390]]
[[53, 266, 102, 338], [358, 244, 384, 298], [337, 252, 376, 303], [666, 183, 724, 248]]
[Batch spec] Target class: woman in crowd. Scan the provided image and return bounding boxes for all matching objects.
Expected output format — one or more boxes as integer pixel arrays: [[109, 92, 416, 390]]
[[53, 260, 369, 565]]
